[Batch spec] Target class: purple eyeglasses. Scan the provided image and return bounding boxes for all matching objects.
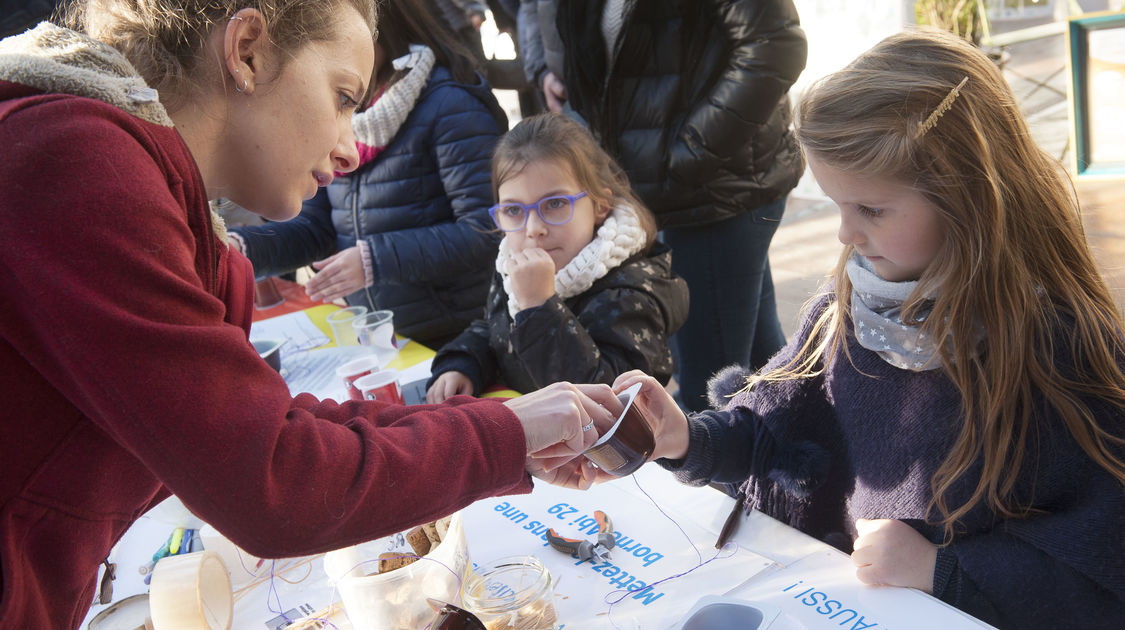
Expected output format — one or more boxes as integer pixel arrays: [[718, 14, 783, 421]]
[[488, 192, 588, 232]]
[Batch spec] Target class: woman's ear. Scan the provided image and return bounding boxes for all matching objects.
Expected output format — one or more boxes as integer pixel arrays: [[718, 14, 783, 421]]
[[222, 8, 268, 95]]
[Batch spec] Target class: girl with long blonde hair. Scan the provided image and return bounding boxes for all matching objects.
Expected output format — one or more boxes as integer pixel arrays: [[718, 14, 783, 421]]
[[611, 30, 1125, 627]]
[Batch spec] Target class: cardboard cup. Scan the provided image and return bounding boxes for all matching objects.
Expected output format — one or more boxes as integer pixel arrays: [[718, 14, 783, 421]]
[[355, 369, 404, 405], [336, 355, 382, 401], [582, 382, 656, 476]]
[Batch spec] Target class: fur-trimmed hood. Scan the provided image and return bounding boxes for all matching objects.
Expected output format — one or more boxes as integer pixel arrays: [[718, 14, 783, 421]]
[[0, 21, 173, 127], [0, 22, 232, 240]]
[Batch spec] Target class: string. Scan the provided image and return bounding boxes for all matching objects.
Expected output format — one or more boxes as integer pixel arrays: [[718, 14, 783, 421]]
[[267, 560, 291, 623], [276, 562, 313, 584], [603, 474, 739, 629], [232, 555, 319, 604], [629, 475, 703, 565]]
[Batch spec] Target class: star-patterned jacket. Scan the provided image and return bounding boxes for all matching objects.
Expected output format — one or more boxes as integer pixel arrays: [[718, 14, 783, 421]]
[[429, 242, 689, 393]]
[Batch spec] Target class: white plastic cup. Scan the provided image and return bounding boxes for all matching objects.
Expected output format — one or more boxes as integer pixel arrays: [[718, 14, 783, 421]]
[[322, 513, 470, 630]]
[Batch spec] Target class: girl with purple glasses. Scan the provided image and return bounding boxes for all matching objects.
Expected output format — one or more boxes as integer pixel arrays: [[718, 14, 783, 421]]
[[426, 113, 689, 401]]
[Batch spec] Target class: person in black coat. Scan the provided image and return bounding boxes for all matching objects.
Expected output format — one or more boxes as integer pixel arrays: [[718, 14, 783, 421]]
[[427, 114, 689, 400], [555, 0, 808, 411], [0, 0, 60, 39], [229, 0, 505, 348]]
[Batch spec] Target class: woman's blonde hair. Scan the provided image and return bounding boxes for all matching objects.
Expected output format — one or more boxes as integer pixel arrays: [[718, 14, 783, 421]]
[[783, 29, 1125, 537], [60, 0, 377, 109], [492, 113, 658, 251]]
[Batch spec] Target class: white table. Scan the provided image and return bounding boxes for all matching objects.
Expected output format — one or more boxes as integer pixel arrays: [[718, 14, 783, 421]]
[[83, 308, 993, 630]]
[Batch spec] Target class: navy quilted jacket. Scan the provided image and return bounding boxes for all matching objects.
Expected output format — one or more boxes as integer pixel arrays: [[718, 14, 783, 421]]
[[233, 66, 507, 347]]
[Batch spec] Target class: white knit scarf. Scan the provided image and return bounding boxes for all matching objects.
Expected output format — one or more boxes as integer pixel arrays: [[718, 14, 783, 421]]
[[499, 204, 646, 318], [846, 253, 942, 371], [350, 45, 435, 166]]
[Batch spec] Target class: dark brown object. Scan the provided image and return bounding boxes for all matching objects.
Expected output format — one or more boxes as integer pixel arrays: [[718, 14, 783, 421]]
[[582, 383, 655, 476]]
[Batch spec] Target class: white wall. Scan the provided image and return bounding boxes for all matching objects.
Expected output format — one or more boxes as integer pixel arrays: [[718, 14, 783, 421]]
[[789, 1, 915, 199]]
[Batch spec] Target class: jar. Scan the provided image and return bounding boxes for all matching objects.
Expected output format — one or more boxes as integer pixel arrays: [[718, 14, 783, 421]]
[[462, 555, 559, 630]]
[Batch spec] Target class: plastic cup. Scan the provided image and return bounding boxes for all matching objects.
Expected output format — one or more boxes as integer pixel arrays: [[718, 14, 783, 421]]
[[335, 355, 383, 401], [326, 306, 368, 346], [353, 310, 397, 364], [322, 513, 470, 630], [355, 369, 403, 405]]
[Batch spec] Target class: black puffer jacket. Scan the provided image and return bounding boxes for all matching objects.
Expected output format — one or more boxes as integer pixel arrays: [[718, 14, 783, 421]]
[[558, 0, 807, 228], [429, 242, 689, 393], [233, 66, 506, 347], [0, 1, 58, 38]]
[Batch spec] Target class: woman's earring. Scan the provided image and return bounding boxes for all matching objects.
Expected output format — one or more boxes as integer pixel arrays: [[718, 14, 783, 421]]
[[234, 75, 247, 93]]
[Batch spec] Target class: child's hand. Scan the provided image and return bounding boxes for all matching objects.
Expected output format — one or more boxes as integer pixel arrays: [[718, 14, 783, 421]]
[[507, 248, 556, 311], [851, 518, 937, 593], [426, 372, 474, 403], [612, 370, 690, 461], [306, 246, 365, 302]]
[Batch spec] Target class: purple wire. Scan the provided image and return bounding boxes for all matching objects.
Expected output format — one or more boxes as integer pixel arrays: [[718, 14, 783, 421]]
[[631, 475, 703, 564], [602, 475, 740, 629], [267, 560, 292, 623]]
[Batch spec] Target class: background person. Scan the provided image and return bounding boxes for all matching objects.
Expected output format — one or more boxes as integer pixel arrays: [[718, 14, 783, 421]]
[[426, 113, 688, 401], [554, 0, 808, 412], [517, 0, 565, 112], [229, 0, 506, 348], [0, 2, 612, 627]]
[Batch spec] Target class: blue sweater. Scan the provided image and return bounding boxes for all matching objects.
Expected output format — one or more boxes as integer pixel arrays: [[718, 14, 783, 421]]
[[662, 293, 1125, 628], [233, 66, 507, 346]]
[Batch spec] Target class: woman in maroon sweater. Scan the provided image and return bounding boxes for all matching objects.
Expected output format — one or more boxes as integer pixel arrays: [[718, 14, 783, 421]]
[[0, 2, 614, 627]]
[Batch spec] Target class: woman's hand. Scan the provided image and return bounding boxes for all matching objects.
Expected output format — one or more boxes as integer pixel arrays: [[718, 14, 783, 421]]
[[306, 246, 366, 302], [426, 372, 474, 403], [851, 518, 938, 593], [505, 382, 619, 473], [507, 247, 556, 311], [612, 371, 690, 461], [525, 457, 602, 490]]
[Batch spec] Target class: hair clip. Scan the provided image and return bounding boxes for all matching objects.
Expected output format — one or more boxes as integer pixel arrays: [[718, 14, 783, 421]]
[[914, 76, 969, 139]]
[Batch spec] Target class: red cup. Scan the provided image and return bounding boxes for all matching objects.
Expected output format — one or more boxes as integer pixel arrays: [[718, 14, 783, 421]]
[[336, 356, 382, 401], [355, 369, 403, 405]]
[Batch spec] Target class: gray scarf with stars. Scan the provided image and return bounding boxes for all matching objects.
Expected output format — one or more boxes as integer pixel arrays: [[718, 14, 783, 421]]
[[846, 254, 941, 371]]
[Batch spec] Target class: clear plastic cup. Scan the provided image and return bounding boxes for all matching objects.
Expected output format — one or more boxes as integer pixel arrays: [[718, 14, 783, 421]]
[[352, 310, 397, 364], [326, 306, 368, 346]]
